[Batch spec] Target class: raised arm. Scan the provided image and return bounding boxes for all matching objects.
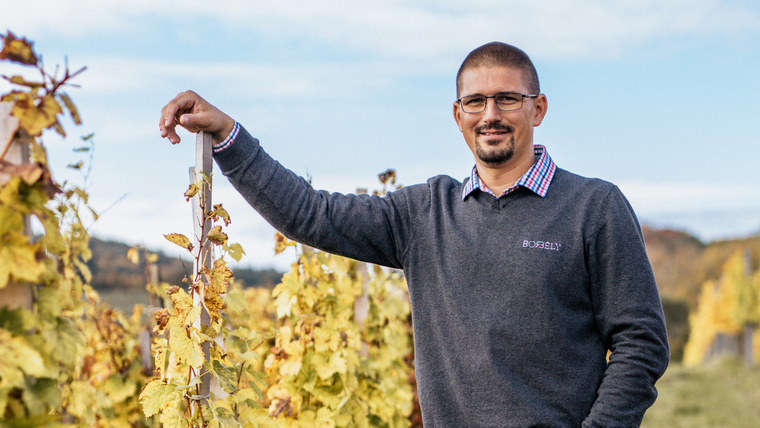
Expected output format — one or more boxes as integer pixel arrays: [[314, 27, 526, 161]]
[[158, 92, 417, 269], [159, 90, 236, 146]]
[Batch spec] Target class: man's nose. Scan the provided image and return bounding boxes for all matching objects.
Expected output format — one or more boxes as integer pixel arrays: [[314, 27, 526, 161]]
[[482, 98, 502, 122]]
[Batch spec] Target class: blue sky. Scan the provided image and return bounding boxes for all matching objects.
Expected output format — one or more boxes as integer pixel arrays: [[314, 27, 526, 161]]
[[4, 0, 760, 270]]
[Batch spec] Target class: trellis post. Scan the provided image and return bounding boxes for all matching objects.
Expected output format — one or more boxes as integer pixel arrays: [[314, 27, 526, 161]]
[[0, 102, 33, 311], [190, 131, 213, 403]]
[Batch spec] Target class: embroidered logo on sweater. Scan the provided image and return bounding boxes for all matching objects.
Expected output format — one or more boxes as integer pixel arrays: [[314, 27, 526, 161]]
[[522, 240, 562, 251]]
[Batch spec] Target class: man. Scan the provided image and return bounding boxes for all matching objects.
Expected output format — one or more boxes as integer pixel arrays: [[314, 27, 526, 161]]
[[160, 42, 669, 427]]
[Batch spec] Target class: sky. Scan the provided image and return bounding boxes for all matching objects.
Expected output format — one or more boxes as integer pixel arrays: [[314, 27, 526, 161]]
[[3, 0, 760, 271]]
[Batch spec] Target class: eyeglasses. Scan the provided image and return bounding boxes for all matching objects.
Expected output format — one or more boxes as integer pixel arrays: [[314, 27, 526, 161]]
[[456, 92, 539, 113]]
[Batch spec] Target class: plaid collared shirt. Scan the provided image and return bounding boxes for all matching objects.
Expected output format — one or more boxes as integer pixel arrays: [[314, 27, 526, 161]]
[[461, 145, 556, 200], [212, 121, 240, 154]]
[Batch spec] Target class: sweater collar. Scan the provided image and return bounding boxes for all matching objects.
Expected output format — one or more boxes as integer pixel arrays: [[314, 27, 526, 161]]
[[461, 145, 556, 200]]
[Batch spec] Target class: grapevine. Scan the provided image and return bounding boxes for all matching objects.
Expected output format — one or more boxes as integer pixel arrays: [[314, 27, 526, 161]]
[[140, 170, 417, 427], [0, 31, 157, 426]]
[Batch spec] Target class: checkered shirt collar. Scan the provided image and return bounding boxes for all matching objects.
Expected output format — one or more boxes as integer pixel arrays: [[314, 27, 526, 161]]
[[461, 145, 556, 200]]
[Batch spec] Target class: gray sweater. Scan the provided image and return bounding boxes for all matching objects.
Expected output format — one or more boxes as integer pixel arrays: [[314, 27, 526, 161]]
[[215, 126, 669, 427]]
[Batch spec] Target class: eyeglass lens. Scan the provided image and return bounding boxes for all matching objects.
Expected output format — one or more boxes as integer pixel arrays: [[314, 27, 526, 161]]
[[460, 93, 524, 113]]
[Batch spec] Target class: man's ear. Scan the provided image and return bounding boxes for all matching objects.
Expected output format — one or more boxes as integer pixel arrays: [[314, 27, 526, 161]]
[[453, 101, 464, 132], [532, 94, 548, 127]]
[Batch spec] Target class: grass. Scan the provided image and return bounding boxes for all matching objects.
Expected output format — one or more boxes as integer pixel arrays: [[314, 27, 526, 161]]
[[96, 287, 153, 314], [642, 358, 760, 428]]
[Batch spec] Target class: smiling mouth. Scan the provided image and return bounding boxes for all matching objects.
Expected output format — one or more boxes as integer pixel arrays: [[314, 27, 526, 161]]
[[475, 123, 513, 137]]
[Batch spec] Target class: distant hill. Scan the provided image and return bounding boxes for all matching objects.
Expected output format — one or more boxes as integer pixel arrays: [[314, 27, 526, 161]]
[[642, 226, 760, 307], [87, 236, 283, 291], [641, 226, 759, 361], [87, 229, 759, 301]]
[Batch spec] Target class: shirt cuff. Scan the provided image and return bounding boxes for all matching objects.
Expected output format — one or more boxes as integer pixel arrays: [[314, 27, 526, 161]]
[[212, 121, 240, 154]]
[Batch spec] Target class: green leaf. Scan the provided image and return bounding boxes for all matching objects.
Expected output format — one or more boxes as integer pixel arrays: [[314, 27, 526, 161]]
[[0, 306, 36, 334], [22, 376, 61, 415], [209, 360, 237, 395], [214, 406, 241, 428]]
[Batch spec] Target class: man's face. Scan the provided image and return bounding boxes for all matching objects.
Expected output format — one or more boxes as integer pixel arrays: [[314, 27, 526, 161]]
[[453, 66, 547, 169]]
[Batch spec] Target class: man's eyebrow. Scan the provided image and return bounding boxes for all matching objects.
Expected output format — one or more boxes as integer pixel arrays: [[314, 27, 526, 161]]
[[461, 91, 522, 98]]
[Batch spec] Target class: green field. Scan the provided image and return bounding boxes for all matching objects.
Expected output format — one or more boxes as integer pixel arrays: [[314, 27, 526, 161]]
[[642, 358, 760, 428]]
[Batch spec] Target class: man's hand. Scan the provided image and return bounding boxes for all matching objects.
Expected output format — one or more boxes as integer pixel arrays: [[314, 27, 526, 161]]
[[159, 91, 236, 145]]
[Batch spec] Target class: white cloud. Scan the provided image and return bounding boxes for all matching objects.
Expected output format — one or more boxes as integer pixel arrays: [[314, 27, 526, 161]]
[[53, 55, 413, 100], [619, 180, 760, 215], [6, 0, 759, 62], [576, 180, 760, 241]]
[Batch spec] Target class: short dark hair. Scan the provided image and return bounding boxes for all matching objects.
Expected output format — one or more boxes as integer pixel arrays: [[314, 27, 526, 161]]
[[456, 42, 540, 98]]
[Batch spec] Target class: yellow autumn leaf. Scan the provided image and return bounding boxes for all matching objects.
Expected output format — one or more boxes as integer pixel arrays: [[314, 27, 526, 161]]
[[169, 324, 204, 367], [209, 258, 233, 294], [0, 331, 46, 378], [274, 231, 296, 255], [127, 247, 140, 265], [58, 92, 81, 125], [184, 183, 200, 201], [8, 92, 63, 137], [207, 225, 228, 246], [314, 351, 347, 380], [279, 359, 302, 377], [169, 287, 194, 323], [223, 242, 245, 262], [0, 234, 47, 288], [7, 74, 43, 88], [139, 379, 177, 418], [164, 232, 193, 252], [208, 204, 231, 226], [0, 32, 39, 65], [205, 292, 225, 323]]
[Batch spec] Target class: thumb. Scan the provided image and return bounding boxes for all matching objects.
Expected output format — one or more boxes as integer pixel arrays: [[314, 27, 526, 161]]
[[179, 112, 205, 132]]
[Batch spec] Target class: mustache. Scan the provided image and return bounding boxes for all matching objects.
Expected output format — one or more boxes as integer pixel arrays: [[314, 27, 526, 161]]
[[475, 123, 513, 134]]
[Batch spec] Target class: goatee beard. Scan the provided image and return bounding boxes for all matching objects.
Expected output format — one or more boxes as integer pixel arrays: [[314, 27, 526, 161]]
[[476, 145, 514, 166], [475, 123, 514, 166]]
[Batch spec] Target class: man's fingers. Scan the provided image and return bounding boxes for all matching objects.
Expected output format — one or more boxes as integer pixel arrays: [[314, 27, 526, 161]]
[[159, 107, 181, 144], [159, 90, 232, 145], [159, 91, 203, 144]]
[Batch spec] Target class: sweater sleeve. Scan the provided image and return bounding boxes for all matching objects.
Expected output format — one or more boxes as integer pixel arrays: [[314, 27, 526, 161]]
[[212, 125, 413, 269], [582, 186, 670, 427]]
